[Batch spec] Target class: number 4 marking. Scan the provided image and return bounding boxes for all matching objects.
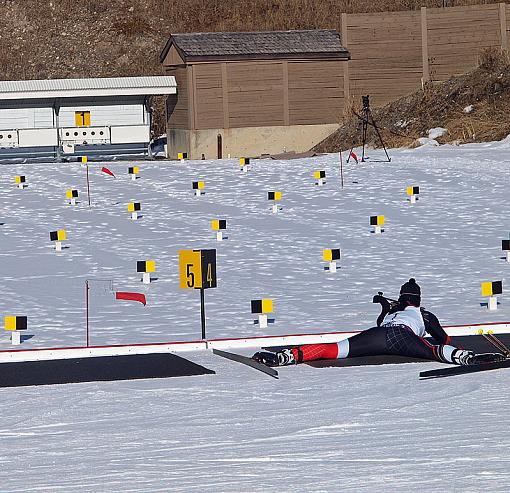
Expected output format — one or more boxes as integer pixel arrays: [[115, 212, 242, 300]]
[[207, 263, 213, 287]]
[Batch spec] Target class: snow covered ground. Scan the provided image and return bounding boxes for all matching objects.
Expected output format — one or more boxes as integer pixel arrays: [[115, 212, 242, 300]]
[[0, 141, 509, 491]]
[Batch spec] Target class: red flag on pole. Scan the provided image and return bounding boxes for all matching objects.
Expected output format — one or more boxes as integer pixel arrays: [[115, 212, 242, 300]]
[[101, 166, 116, 178], [350, 151, 358, 164], [115, 292, 147, 306]]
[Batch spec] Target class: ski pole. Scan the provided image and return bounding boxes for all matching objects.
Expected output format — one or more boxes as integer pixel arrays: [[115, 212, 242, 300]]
[[480, 330, 510, 357]]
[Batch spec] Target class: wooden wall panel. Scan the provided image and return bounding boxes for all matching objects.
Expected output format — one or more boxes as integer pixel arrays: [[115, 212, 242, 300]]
[[193, 64, 224, 130], [227, 61, 284, 128], [288, 60, 345, 125], [165, 3, 510, 132], [165, 66, 189, 129], [427, 4, 501, 81], [163, 45, 184, 66], [344, 10, 423, 107], [339, 3, 507, 109]]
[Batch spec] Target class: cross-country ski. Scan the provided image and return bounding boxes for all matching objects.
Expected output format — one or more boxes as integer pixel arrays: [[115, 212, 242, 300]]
[[212, 349, 279, 379], [420, 358, 510, 379]]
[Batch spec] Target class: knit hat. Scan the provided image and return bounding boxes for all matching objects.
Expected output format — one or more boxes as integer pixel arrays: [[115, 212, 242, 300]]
[[399, 278, 421, 305], [400, 278, 421, 297]]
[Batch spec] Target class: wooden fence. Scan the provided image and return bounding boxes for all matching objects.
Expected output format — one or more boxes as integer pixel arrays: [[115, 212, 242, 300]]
[[340, 3, 510, 107]]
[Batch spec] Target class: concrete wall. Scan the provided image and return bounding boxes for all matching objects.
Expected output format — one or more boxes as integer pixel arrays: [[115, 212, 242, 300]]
[[167, 128, 190, 158], [167, 123, 339, 160]]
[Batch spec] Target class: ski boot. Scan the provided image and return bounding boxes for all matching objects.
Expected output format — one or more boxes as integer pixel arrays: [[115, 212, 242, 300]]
[[452, 349, 475, 366], [252, 349, 296, 367], [452, 349, 505, 366]]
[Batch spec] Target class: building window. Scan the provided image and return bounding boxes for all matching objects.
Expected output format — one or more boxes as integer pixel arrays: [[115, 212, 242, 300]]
[[75, 111, 91, 127]]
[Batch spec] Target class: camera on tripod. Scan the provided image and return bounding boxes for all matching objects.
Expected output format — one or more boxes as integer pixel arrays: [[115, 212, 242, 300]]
[[347, 94, 391, 163]]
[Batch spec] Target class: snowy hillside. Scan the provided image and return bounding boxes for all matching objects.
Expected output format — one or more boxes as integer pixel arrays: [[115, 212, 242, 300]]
[[0, 141, 509, 492]]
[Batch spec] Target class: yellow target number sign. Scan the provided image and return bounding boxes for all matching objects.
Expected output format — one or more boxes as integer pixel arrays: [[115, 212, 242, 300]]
[[179, 249, 217, 289]]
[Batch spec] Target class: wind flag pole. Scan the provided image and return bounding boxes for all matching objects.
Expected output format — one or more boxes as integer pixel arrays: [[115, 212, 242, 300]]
[[85, 280, 90, 347], [340, 151, 344, 189], [86, 164, 91, 207], [200, 288, 206, 339], [85, 278, 145, 348]]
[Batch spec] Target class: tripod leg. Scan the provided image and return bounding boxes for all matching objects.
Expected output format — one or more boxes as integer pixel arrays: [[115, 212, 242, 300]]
[[361, 116, 368, 162], [369, 113, 391, 162]]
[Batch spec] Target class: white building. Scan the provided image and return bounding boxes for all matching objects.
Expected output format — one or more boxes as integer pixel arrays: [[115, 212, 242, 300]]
[[0, 76, 176, 160]]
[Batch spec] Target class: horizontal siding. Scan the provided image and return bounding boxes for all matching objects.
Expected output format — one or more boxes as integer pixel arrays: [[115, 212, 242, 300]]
[[338, 3, 504, 107], [165, 67, 189, 129], [427, 4, 501, 81], [345, 10, 422, 107], [0, 107, 53, 129], [169, 59, 347, 131], [163, 3, 508, 131], [227, 61, 284, 128], [1, 106, 144, 130], [288, 60, 344, 125], [59, 105, 144, 127], [427, 3, 500, 18], [194, 64, 224, 130]]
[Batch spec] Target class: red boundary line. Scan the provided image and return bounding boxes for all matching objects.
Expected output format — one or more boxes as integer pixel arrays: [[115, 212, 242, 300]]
[[0, 321, 509, 356], [446, 321, 510, 328]]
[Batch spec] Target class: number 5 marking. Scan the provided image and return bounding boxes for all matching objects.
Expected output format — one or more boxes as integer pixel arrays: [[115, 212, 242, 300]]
[[186, 263, 195, 288]]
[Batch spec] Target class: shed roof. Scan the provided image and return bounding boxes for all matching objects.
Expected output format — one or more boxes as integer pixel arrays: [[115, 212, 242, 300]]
[[160, 29, 349, 63], [0, 76, 177, 100]]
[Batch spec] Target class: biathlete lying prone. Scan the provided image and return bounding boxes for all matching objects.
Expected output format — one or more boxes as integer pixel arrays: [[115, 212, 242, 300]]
[[253, 278, 505, 367]]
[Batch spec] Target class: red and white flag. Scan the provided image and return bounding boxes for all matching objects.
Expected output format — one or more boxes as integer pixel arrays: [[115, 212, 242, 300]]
[[349, 151, 358, 164], [115, 292, 147, 306], [101, 166, 116, 178]]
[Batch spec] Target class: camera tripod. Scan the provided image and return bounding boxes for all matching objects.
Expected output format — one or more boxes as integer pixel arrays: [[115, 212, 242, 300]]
[[347, 95, 391, 163]]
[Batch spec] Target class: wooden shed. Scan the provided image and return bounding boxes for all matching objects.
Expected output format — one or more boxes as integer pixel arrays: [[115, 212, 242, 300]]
[[160, 30, 350, 159]]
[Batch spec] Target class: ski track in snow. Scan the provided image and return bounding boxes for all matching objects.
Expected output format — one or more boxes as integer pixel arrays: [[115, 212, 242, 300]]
[[0, 143, 509, 491]]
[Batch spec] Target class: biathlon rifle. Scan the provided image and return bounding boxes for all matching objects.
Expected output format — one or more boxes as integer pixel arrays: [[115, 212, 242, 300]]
[[372, 291, 398, 306]]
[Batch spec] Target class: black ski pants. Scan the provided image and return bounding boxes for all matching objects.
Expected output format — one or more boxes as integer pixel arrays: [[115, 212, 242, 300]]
[[346, 325, 446, 362]]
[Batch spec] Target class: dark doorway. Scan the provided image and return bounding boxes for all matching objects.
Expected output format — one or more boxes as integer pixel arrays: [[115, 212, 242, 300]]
[[217, 134, 222, 159]]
